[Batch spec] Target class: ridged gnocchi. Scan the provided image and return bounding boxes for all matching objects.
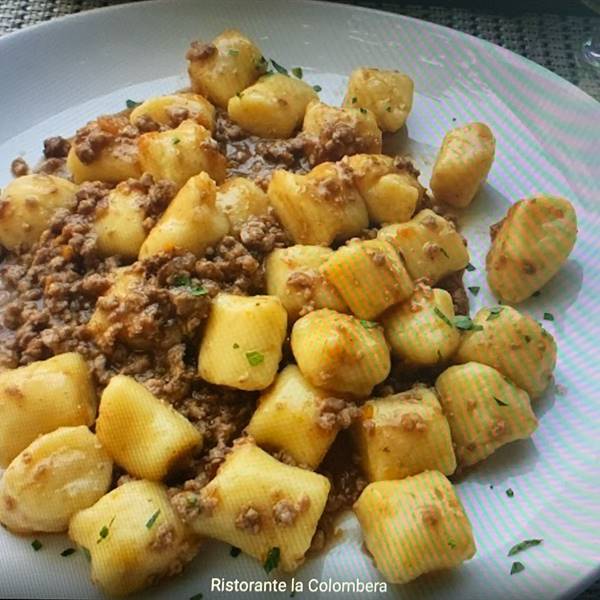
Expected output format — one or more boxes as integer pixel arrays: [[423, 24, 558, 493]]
[[130, 93, 215, 132], [0, 353, 96, 467], [291, 308, 390, 397], [69, 480, 200, 597], [268, 162, 369, 245], [486, 196, 577, 303], [0, 426, 112, 533], [265, 245, 348, 321], [0, 174, 78, 251], [382, 285, 461, 366], [378, 209, 469, 285], [187, 29, 266, 108], [228, 74, 318, 138], [343, 67, 414, 132], [454, 305, 557, 399], [354, 471, 476, 584], [430, 122, 496, 208], [138, 120, 227, 190], [354, 387, 456, 481], [138, 172, 230, 259]]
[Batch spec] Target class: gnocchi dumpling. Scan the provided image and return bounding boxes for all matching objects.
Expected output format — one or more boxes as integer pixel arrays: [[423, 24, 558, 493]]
[[430, 122, 496, 208], [138, 120, 227, 190], [265, 245, 348, 321], [228, 74, 318, 138], [486, 196, 577, 303], [378, 209, 469, 285], [198, 294, 288, 391], [344, 154, 423, 225], [94, 181, 148, 259], [354, 471, 476, 583], [216, 177, 270, 230], [302, 100, 382, 164], [185, 440, 330, 572], [454, 305, 556, 399], [354, 387, 456, 481], [382, 286, 461, 366], [291, 308, 390, 397], [321, 239, 414, 320], [0, 426, 112, 534], [0, 352, 96, 468], [96, 375, 203, 481], [187, 29, 266, 108], [138, 172, 230, 259], [246, 364, 342, 469], [69, 480, 200, 597], [0, 174, 78, 251], [436, 362, 538, 467], [268, 162, 369, 246], [130, 93, 215, 132], [343, 67, 414, 132]]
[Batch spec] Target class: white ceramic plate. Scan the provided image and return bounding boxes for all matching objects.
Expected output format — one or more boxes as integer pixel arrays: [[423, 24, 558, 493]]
[[0, 1, 599, 599]]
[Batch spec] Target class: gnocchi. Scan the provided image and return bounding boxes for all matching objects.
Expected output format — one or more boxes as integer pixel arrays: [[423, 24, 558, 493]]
[[216, 176, 270, 230], [130, 93, 215, 132]]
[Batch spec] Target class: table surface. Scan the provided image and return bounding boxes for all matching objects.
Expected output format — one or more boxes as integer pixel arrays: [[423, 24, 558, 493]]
[[0, 1, 599, 600]]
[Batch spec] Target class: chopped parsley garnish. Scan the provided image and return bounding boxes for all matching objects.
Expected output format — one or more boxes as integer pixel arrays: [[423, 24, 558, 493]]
[[510, 561, 525, 575], [532, 290, 541, 297], [386, 106, 392, 112], [60, 548, 76, 557], [486, 306, 503, 321], [506, 488, 514, 498], [228, 49, 239, 56], [312, 84, 322, 92], [264, 546, 281, 573], [508, 539, 543, 556], [230, 546, 242, 557], [433, 307, 453, 328], [360, 319, 378, 329], [97, 516, 115, 544], [494, 396, 509, 407], [190, 594, 203, 600], [125, 99, 141, 109], [270, 58, 288, 75], [468, 286, 480, 296], [81, 547, 91, 562], [359, 107, 367, 114], [439, 247, 450, 258], [351, 96, 357, 103], [524, 335, 532, 344], [452, 316, 483, 331], [145, 509, 161, 529], [291, 67, 303, 79], [172, 137, 181, 145], [233, 343, 240, 349], [173, 275, 208, 296], [448, 540, 457, 549], [466, 262, 476, 272], [246, 350, 264, 366], [543, 312, 554, 321], [31, 539, 42, 551], [256, 55, 269, 70]]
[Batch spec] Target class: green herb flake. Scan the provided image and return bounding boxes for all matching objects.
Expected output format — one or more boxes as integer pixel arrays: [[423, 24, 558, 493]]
[[264, 546, 281, 573], [359, 107, 367, 114], [291, 67, 303, 79], [494, 396, 509, 407], [433, 307, 453, 328], [145, 509, 161, 529], [452, 315, 483, 331], [386, 106, 392, 112], [510, 561, 525, 575], [233, 343, 240, 349], [466, 262, 476, 272], [256, 55, 268, 70], [486, 306, 503, 321], [228, 49, 240, 56], [351, 96, 357, 104], [312, 84, 322, 92], [508, 539, 543, 556], [97, 516, 115, 544], [31, 539, 43, 551], [60, 547, 76, 557], [126, 99, 141, 109], [468, 286, 480, 296], [543, 312, 554, 322], [360, 319, 378, 329], [506, 488, 514, 498], [270, 59, 288, 75], [532, 290, 541, 297], [172, 137, 181, 145], [82, 547, 91, 562], [246, 350, 264, 367], [448, 540, 457, 549], [524, 335, 532, 344], [173, 275, 208, 297], [230, 546, 242, 558], [190, 594, 203, 600]]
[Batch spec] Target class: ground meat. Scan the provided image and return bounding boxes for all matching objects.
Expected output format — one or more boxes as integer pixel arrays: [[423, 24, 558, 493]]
[[304, 123, 377, 166], [10, 157, 29, 177], [235, 505, 262, 534], [186, 41, 217, 61], [149, 524, 175, 551], [317, 397, 360, 431], [73, 115, 139, 164], [34, 157, 68, 178], [438, 270, 469, 316], [43, 136, 71, 159]]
